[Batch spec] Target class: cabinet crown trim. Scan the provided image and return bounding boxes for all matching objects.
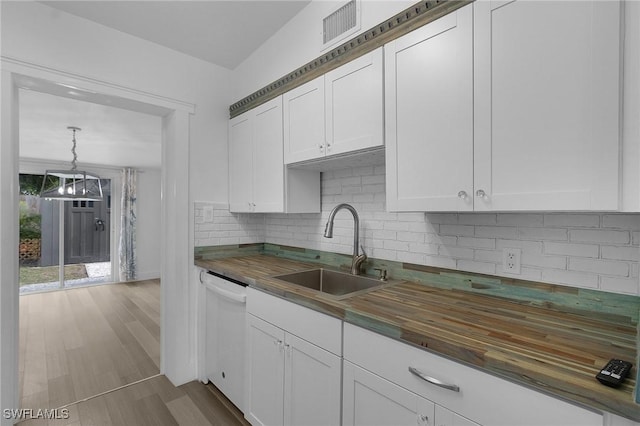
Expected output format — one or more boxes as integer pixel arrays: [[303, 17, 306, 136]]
[[229, 0, 472, 118]]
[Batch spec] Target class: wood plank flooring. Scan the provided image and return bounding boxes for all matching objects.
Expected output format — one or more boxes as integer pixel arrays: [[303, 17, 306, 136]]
[[19, 281, 248, 426]]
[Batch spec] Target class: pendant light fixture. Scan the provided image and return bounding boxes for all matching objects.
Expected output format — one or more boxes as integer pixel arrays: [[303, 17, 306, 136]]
[[39, 126, 104, 201]]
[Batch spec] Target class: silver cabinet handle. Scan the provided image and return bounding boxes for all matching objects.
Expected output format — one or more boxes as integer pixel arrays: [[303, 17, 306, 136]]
[[457, 190, 467, 200], [418, 414, 430, 425], [475, 189, 486, 198], [318, 144, 324, 151], [326, 142, 332, 152], [408, 367, 460, 392]]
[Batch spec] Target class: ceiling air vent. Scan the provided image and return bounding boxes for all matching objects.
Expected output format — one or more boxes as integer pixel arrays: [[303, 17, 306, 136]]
[[323, 0, 360, 49]]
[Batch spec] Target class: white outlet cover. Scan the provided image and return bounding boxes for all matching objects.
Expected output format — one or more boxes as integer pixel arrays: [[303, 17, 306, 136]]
[[203, 206, 214, 222], [502, 248, 521, 274]]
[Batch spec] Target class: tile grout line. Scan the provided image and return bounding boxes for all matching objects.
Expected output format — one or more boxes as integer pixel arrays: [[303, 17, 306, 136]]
[[55, 373, 163, 411]]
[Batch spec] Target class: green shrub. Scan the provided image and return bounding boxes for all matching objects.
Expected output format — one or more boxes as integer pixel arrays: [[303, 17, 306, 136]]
[[20, 212, 41, 240]]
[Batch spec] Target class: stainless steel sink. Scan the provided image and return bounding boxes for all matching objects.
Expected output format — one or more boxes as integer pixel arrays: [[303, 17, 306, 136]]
[[272, 268, 391, 299]]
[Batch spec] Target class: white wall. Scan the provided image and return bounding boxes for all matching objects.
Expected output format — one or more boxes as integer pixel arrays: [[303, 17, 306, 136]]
[[1, 0, 234, 403], [1, 1, 232, 204], [232, 0, 415, 99]]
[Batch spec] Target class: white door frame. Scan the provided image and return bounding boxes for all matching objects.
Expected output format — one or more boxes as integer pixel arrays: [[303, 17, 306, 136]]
[[1, 60, 196, 425]]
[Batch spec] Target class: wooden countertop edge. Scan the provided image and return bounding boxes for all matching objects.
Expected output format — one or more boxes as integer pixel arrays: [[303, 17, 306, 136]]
[[194, 256, 640, 422]]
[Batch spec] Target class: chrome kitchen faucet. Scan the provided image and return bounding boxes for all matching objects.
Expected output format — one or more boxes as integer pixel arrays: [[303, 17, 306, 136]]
[[323, 203, 367, 275]]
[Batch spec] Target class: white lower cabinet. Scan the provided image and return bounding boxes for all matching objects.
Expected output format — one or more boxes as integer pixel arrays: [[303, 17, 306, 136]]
[[343, 323, 603, 426], [245, 288, 342, 426], [343, 361, 477, 426]]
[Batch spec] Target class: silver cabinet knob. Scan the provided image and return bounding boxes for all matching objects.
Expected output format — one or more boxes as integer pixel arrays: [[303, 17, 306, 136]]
[[318, 144, 324, 151], [457, 190, 468, 199], [418, 414, 430, 425], [476, 189, 486, 197], [326, 142, 332, 152]]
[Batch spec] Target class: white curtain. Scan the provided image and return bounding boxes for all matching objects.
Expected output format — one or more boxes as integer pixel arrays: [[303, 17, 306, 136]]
[[119, 168, 137, 281]]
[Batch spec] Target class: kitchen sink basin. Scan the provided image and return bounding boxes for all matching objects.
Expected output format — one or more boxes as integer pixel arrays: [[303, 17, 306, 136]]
[[272, 268, 392, 299]]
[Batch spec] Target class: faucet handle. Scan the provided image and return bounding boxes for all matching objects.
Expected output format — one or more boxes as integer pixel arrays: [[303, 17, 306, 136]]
[[374, 268, 388, 282], [360, 245, 367, 258]]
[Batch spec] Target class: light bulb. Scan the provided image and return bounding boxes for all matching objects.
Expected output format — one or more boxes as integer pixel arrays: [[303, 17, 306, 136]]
[[58, 187, 64, 195], [67, 186, 73, 194]]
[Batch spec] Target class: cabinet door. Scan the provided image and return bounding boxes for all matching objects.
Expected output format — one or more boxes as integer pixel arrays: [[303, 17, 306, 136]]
[[385, 4, 473, 212], [229, 112, 253, 212], [284, 333, 341, 426], [283, 76, 325, 164], [252, 97, 284, 212], [474, 0, 621, 211], [343, 361, 435, 426], [245, 315, 285, 426], [325, 47, 384, 157], [435, 405, 479, 426]]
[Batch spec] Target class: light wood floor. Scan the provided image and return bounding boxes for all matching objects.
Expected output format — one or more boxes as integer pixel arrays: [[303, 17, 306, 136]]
[[19, 280, 249, 426]]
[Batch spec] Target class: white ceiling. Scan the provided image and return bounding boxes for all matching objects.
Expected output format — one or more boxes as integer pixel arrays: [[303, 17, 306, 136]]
[[40, 0, 311, 70], [20, 1, 312, 170], [20, 89, 163, 169]]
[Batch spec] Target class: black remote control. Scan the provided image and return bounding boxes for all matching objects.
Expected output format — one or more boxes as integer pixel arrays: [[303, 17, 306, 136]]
[[596, 359, 633, 388]]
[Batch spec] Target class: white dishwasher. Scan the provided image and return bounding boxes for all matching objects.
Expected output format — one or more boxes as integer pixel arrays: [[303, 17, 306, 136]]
[[200, 270, 247, 411]]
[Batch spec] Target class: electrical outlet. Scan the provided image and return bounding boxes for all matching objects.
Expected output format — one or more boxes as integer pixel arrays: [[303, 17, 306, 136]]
[[203, 206, 214, 222], [502, 248, 521, 274]]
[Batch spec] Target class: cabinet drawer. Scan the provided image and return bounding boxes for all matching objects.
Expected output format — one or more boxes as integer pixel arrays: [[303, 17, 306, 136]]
[[344, 323, 602, 426], [246, 287, 342, 356]]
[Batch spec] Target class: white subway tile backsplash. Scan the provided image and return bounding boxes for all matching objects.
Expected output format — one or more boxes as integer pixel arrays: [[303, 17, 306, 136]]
[[383, 240, 410, 252], [409, 242, 439, 255], [569, 229, 630, 244], [520, 252, 567, 270], [542, 269, 599, 289], [474, 249, 502, 263], [475, 226, 519, 239], [495, 239, 544, 253], [396, 231, 424, 243], [396, 251, 425, 264], [543, 214, 601, 228], [543, 242, 599, 258], [424, 255, 457, 269], [195, 164, 640, 295], [602, 214, 640, 230], [457, 213, 497, 226], [569, 258, 630, 277], [601, 246, 640, 262], [600, 276, 639, 295], [439, 245, 474, 260], [497, 213, 544, 227], [517, 227, 568, 241], [457, 237, 495, 249], [440, 224, 475, 237], [457, 260, 496, 275]]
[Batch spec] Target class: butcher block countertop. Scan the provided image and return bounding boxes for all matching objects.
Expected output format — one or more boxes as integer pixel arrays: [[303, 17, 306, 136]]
[[195, 254, 639, 421]]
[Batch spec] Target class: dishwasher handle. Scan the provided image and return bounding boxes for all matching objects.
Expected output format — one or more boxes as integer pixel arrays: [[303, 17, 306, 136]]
[[203, 281, 247, 304], [200, 271, 247, 304]]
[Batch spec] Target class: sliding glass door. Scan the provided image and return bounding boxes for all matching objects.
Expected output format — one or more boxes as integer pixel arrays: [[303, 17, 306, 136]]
[[19, 174, 112, 293]]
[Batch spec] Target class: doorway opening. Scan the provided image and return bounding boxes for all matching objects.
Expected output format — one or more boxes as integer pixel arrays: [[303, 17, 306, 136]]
[[18, 173, 113, 294]]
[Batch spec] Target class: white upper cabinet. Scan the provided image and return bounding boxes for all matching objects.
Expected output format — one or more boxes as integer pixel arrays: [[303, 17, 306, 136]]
[[473, 0, 621, 211], [284, 47, 384, 165], [387, 1, 623, 212], [229, 97, 284, 212], [229, 112, 254, 212], [229, 96, 320, 213], [325, 47, 384, 157], [385, 4, 473, 212], [283, 77, 326, 164]]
